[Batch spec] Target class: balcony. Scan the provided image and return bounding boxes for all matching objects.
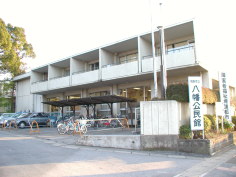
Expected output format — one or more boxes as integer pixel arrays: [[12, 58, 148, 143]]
[[72, 69, 99, 86], [48, 76, 70, 90], [31, 80, 48, 93], [141, 46, 196, 73], [102, 60, 139, 81]]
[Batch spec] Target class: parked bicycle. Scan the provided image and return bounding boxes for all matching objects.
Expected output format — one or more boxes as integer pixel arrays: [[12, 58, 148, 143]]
[[57, 117, 74, 135]]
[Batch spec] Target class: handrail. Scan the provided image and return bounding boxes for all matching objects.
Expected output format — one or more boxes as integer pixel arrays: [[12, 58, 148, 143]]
[[142, 45, 194, 60], [49, 75, 70, 80], [72, 68, 99, 75], [32, 80, 48, 85], [102, 58, 138, 68]]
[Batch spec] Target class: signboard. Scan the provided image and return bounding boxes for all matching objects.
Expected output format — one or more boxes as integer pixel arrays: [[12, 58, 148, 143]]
[[188, 76, 204, 131], [219, 72, 231, 122]]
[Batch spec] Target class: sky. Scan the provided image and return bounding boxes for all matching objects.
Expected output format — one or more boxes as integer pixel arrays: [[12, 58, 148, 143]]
[[0, 0, 236, 82]]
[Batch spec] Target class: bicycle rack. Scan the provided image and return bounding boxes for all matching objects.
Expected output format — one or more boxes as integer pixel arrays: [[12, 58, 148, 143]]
[[30, 120, 40, 134], [8, 120, 18, 130]]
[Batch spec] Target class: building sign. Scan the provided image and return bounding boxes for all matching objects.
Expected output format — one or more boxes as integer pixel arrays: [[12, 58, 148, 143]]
[[219, 72, 231, 122], [188, 77, 204, 131]]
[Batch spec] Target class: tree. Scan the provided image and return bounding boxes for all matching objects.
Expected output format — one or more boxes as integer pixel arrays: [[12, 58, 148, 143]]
[[0, 18, 35, 112]]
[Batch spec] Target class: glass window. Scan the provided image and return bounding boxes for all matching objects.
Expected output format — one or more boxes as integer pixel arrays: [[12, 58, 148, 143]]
[[48, 97, 60, 112], [89, 62, 99, 71], [119, 53, 137, 64]]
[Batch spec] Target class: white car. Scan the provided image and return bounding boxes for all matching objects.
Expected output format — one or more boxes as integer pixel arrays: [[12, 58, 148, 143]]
[[0, 113, 15, 126]]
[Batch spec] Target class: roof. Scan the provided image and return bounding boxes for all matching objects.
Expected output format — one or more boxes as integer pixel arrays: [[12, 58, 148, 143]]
[[13, 72, 31, 81], [42, 95, 136, 107]]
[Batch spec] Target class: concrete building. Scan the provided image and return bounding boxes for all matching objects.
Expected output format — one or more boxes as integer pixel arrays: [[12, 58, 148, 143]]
[[13, 19, 235, 117]]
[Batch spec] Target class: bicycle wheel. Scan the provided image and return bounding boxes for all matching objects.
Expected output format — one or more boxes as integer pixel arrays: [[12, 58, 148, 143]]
[[57, 124, 67, 135], [67, 124, 74, 134], [81, 125, 87, 134]]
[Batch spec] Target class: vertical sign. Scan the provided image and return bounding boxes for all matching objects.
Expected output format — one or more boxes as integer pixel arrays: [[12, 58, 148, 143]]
[[219, 72, 231, 122], [188, 76, 204, 131]]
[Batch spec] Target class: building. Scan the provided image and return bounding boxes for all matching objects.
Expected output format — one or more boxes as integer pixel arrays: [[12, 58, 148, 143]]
[[13, 19, 236, 117]]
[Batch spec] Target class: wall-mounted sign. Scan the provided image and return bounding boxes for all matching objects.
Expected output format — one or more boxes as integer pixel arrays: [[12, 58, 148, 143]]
[[188, 76, 204, 131], [219, 72, 231, 122]]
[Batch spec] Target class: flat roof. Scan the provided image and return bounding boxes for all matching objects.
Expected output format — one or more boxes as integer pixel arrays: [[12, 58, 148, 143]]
[[42, 95, 136, 107]]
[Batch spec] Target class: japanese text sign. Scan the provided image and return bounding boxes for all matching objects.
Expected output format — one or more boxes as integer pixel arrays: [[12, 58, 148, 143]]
[[219, 72, 231, 122], [188, 77, 204, 131]]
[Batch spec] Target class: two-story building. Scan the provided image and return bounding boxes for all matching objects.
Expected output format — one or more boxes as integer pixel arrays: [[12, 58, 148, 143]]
[[13, 19, 235, 117]]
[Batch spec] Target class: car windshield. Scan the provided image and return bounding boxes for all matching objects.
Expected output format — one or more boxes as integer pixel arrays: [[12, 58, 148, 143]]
[[0, 114, 14, 118], [18, 113, 32, 118], [11, 113, 22, 118]]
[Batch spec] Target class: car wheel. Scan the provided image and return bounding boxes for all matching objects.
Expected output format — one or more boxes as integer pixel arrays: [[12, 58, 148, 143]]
[[19, 122, 26, 129]]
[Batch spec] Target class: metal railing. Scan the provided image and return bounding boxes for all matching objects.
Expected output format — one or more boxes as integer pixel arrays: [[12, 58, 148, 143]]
[[31, 80, 48, 85], [72, 68, 99, 75], [49, 74, 70, 80], [102, 58, 138, 68], [142, 45, 194, 60]]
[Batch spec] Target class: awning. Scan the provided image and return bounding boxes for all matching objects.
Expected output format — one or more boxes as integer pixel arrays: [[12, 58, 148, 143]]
[[42, 95, 136, 107]]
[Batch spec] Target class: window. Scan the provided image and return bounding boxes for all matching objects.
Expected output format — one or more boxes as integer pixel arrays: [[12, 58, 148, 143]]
[[89, 62, 99, 71], [166, 40, 194, 54], [63, 68, 70, 77], [119, 53, 138, 64], [89, 91, 110, 97]]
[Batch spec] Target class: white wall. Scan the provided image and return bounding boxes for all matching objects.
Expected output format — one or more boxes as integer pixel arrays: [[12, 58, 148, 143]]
[[31, 71, 43, 83], [102, 61, 139, 81], [101, 49, 113, 66], [139, 37, 152, 59], [71, 58, 85, 73], [15, 78, 33, 112], [140, 101, 180, 135], [48, 65, 62, 79]]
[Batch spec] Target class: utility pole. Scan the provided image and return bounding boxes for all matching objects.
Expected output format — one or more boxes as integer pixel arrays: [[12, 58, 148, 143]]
[[150, 0, 158, 98], [158, 2, 167, 99]]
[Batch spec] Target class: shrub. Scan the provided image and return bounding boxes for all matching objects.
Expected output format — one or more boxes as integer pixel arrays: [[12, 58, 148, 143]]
[[204, 114, 217, 130], [232, 116, 236, 130], [179, 125, 192, 139], [166, 84, 189, 102], [219, 118, 235, 132], [202, 88, 218, 104], [204, 115, 212, 133]]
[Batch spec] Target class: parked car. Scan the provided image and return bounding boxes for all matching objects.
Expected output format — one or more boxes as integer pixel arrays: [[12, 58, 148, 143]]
[[15, 112, 50, 128], [0, 113, 15, 126], [5, 112, 30, 127]]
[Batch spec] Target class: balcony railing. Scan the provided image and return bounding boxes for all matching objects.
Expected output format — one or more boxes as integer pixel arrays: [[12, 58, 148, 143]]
[[72, 68, 99, 75], [102, 57, 138, 68], [31, 79, 48, 85], [49, 74, 70, 80], [142, 44, 195, 60]]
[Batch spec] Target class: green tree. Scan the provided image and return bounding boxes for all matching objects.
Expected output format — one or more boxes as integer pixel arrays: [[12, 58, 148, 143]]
[[0, 18, 35, 112]]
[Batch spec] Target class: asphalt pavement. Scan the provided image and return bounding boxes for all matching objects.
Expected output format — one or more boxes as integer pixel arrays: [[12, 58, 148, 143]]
[[0, 127, 236, 177]]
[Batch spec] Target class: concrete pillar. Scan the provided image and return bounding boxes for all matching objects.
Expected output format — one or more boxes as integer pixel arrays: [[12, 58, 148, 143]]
[[111, 84, 119, 116]]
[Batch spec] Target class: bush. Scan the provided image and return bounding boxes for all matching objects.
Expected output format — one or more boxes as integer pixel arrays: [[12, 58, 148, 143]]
[[166, 84, 189, 102], [204, 114, 217, 130], [179, 125, 192, 139], [232, 116, 236, 130], [219, 118, 235, 132], [166, 84, 218, 103], [204, 115, 212, 133], [202, 88, 218, 104]]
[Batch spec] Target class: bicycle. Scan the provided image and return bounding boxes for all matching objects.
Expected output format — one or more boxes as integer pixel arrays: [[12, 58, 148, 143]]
[[57, 117, 74, 135], [73, 119, 91, 135]]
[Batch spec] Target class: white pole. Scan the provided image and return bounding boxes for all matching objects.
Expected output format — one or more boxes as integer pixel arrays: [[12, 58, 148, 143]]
[[149, 0, 158, 98]]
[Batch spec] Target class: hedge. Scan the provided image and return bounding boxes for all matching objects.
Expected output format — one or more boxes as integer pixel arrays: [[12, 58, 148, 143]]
[[166, 84, 219, 104]]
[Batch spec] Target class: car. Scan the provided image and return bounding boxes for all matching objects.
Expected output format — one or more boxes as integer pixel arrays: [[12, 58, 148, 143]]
[[15, 112, 50, 128], [0, 113, 15, 126], [5, 112, 30, 127]]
